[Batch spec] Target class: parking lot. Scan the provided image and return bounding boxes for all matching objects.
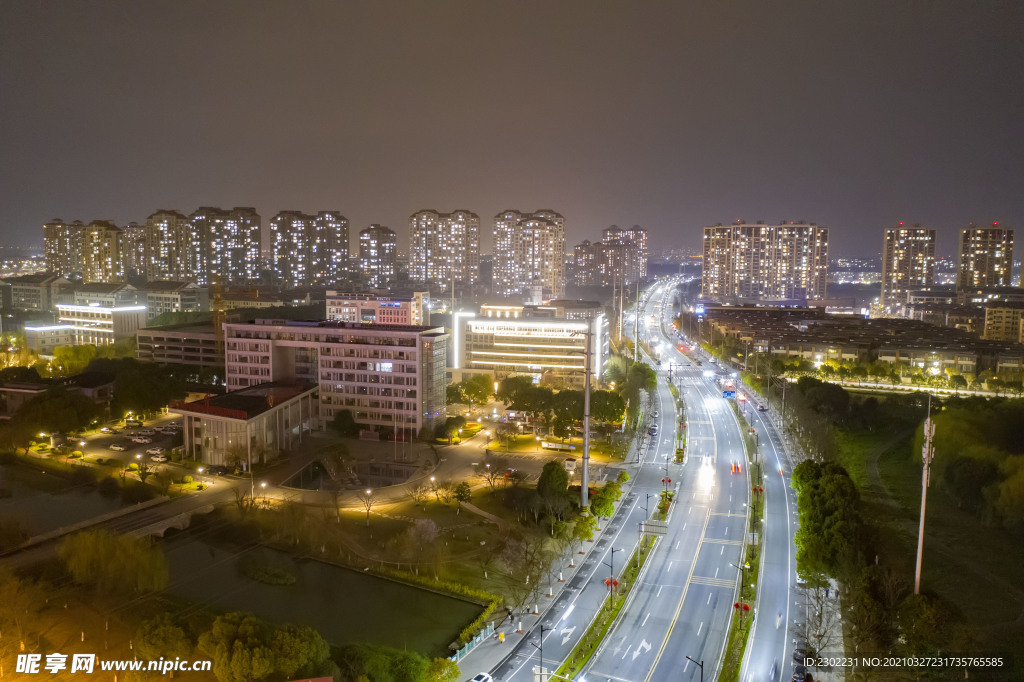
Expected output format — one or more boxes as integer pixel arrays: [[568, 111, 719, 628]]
[[75, 413, 184, 469]]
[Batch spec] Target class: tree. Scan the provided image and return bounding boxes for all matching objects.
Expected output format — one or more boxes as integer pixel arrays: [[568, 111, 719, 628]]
[[551, 414, 574, 442], [16, 385, 99, 435], [446, 383, 466, 406], [462, 373, 494, 406], [425, 657, 461, 682], [537, 460, 569, 505], [572, 514, 598, 549], [454, 481, 473, 509], [590, 390, 626, 424], [329, 409, 360, 437], [271, 624, 330, 678], [476, 458, 507, 490], [589, 485, 616, 518], [198, 612, 276, 682], [497, 375, 535, 405], [58, 529, 169, 594], [437, 416, 467, 440], [407, 482, 429, 508], [137, 614, 194, 669], [0, 565, 43, 655]]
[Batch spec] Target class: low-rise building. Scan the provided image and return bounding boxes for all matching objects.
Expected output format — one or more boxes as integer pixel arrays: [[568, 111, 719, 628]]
[[24, 322, 75, 355], [5, 272, 70, 312], [73, 282, 139, 308], [982, 304, 1024, 342], [325, 291, 428, 325], [137, 281, 208, 320], [56, 303, 146, 346], [136, 322, 222, 367], [170, 382, 319, 466]]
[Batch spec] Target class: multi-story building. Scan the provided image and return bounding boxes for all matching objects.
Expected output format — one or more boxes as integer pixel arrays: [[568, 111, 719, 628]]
[[56, 303, 146, 346], [409, 209, 480, 286], [43, 219, 85, 278], [137, 322, 221, 366], [451, 304, 608, 388], [882, 223, 936, 307], [982, 304, 1024, 342], [122, 222, 147, 280], [493, 210, 566, 300], [701, 221, 829, 301], [358, 225, 397, 288], [957, 222, 1014, 292], [572, 239, 625, 287], [269, 210, 349, 287], [23, 322, 75, 355], [223, 319, 447, 437], [4, 272, 70, 311], [325, 291, 429, 325], [80, 220, 124, 283], [603, 225, 649, 283], [189, 207, 261, 285], [136, 281, 208, 320], [145, 210, 193, 281], [73, 282, 139, 308]]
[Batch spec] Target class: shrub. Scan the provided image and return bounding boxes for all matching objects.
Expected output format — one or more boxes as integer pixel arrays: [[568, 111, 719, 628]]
[[97, 477, 120, 497]]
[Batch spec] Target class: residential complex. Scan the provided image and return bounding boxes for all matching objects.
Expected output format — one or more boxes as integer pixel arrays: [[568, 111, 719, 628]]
[[189, 207, 261, 285], [881, 223, 936, 307], [358, 224, 397, 288], [409, 210, 480, 286], [325, 291, 429, 325], [701, 221, 829, 302], [145, 210, 193, 281], [603, 226, 649, 283], [269, 210, 349, 287], [80, 220, 124, 283], [43, 219, 85, 278], [223, 319, 447, 437], [493, 210, 566, 300], [957, 222, 1014, 292]]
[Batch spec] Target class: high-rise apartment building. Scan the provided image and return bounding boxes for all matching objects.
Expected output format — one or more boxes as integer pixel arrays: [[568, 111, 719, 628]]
[[603, 225, 649, 283], [80, 220, 125, 283], [269, 210, 349, 288], [358, 224, 397, 288], [43, 219, 85, 278], [493, 210, 566, 299], [122, 222, 147, 280], [189, 207, 261, 285], [572, 239, 625, 287], [882, 224, 936, 307], [957, 222, 1014, 291], [701, 222, 829, 301], [145, 210, 193, 281], [409, 209, 480, 285]]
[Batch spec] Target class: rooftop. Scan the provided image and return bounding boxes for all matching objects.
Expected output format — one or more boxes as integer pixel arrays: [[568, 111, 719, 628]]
[[170, 382, 317, 421]]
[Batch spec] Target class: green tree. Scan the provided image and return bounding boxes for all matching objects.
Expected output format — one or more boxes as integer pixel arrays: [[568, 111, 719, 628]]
[[16, 385, 99, 434], [58, 529, 169, 594], [537, 460, 569, 503], [437, 415, 467, 439], [590, 485, 615, 518], [136, 614, 194, 666], [199, 612, 275, 682], [497, 375, 535, 405], [454, 481, 473, 507], [0, 565, 43, 654], [271, 623, 330, 678], [446, 383, 466, 406], [572, 513, 598, 547], [590, 389, 626, 423], [462, 373, 494, 405], [424, 657, 461, 682]]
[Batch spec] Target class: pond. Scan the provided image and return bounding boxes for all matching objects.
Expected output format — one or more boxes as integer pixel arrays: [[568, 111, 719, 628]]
[[0, 464, 125, 536], [163, 535, 482, 655]]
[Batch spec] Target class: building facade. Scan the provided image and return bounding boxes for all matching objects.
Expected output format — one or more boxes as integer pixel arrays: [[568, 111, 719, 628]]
[[358, 225, 397, 288], [701, 222, 829, 301], [409, 209, 480, 286], [145, 210, 194, 281], [325, 291, 429, 325], [603, 225, 649, 283], [190, 207, 261, 285], [224, 319, 447, 437], [43, 219, 85, 278], [5, 272, 70, 311], [80, 221, 124, 283], [269, 210, 349, 287], [24, 323, 75, 355], [493, 210, 566, 300], [56, 304, 146, 345], [882, 224, 936, 307], [957, 223, 1014, 292], [137, 322, 222, 366], [137, 281, 208, 320]]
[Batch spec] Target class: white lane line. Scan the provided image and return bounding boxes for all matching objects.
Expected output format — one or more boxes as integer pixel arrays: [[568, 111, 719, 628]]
[[697, 621, 704, 636], [707, 593, 712, 605], [622, 646, 631, 660], [642, 612, 650, 627], [674, 540, 680, 550], [657, 585, 663, 597], [667, 561, 673, 572]]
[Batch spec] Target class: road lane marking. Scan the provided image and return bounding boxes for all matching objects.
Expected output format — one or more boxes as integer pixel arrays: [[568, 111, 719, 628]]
[[698, 621, 704, 635], [642, 612, 650, 627]]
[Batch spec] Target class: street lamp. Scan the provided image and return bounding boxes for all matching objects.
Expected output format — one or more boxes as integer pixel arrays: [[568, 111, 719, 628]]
[[361, 489, 373, 526], [529, 625, 551, 681], [685, 655, 704, 682], [603, 547, 622, 610]]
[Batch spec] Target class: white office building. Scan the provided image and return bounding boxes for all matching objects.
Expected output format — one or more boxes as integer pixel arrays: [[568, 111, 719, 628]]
[[56, 303, 147, 346], [325, 291, 429, 325]]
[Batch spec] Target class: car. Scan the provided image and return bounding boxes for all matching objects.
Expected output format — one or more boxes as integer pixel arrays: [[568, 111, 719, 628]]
[[158, 428, 176, 435], [131, 436, 153, 444], [100, 426, 119, 434], [206, 465, 227, 476], [652, 410, 660, 418], [149, 453, 168, 463], [125, 419, 143, 427], [758, 404, 768, 412], [146, 447, 165, 456], [792, 663, 808, 681], [796, 575, 808, 587], [138, 429, 155, 436], [470, 674, 494, 682], [109, 443, 127, 451]]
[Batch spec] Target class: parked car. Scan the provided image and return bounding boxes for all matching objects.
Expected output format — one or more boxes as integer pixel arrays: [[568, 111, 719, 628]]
[[100, 426, 119, 434], [158, 427, 176, 435], [652, 410, 660, 418], [149, 453, 168, 463], [146, 447, 165, 456], [138, 429, 155, 436], [108, 443, 127, 451], [131, 436, 152, 444], [206, 465, 227, 476], [758, 404, 768, 412]]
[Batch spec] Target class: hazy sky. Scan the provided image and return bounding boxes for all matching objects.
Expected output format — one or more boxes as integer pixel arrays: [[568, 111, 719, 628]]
[[2, 1, 1023, 258]]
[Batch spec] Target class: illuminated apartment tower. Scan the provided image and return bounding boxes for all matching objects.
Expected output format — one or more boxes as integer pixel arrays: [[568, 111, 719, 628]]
[[269, 211, 348, 287], [189, 207, 261, 285], [493, 209, 566, 299], [43, 219, 85, 278], [409, 209, 480, 285], [700, 221, 829, 301], [80, 220, 124, 283], [956, 222, 1014, 291], [572, 239, 625, 287], [145, 210, 193, 281], [881, 223, 936, 306], [603, 225, 649, 282], [122, 222, 147, 280], [358, 224, 397, 288]]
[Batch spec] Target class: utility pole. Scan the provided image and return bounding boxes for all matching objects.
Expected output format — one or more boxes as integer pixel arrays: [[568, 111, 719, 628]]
[[633, 279, 640, 362], [915, 396, 935, 594], [581, 322, 593, 510]]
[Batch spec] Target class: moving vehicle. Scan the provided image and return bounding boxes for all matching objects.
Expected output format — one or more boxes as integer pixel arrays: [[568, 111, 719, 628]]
[[758, 404, 768, 412], [470, 674, 493, 682]]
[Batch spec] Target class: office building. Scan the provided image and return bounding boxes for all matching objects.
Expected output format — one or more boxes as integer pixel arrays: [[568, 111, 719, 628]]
[[409, 209, 480, 286], [56, 303, 146, 346], [224, 319, 447, 437], [80, 221, 125, 283], [326, 291, 429, 325], [957, 223, 1014, 292], [452, 304, 608, 388], [701, 222, 829, 301], [358, 224, 397, 288], [73, 282, 139, 308], [493, 210, 566, 300], [190, 207, 261, 285], [136, 281, 208, 320], [5, 272, 70, 312], [145, 210, 193, 281], [24, 322, 75, 355], [882, 224, 936, 307], [269, 210, 349, 287], [137, 322, 222, 367], [43, 219, 85, 278]]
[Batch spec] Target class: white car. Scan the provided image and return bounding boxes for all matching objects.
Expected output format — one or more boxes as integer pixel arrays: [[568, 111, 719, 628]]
[[149, 453, 168, 463], [108, 443, 127, 451], [131, 436, 153, 444], [470, 675, 493, 682], [146, 447, 165, 456], [138, 429, 156, 436], [158, 428, 176, 435]]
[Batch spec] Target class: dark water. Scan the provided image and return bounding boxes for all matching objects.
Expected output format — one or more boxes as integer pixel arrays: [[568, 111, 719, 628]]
[[0, 464, 124, 535], [163, 536, 482, 655]]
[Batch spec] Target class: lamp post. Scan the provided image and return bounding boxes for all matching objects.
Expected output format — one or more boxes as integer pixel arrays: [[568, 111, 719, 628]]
[[731, 561, 751, 628], [603, 547, 622, 610], [685, 655, 704, 682], [361, 489, 373, 526], [529, 625, 551, 682]]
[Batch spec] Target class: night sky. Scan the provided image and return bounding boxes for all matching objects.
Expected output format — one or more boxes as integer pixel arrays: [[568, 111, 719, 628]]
[[2, 1, 1023, 257]]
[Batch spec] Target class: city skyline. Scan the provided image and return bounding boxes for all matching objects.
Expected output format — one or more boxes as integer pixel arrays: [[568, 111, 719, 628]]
[[3, 3, 1024, 258]]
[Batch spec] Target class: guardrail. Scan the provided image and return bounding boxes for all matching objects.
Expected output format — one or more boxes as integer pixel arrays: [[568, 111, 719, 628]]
[[449, 623, 495, 662], [12, 495, 170, 552]]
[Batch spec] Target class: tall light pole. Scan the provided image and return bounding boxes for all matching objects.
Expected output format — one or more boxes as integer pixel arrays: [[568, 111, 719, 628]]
[[604, 547, 621, 610], [685, 655, 704, 682], [581, 322, 593, 510], [361, 489, 373, 526], [914, 396, 935, 594]]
